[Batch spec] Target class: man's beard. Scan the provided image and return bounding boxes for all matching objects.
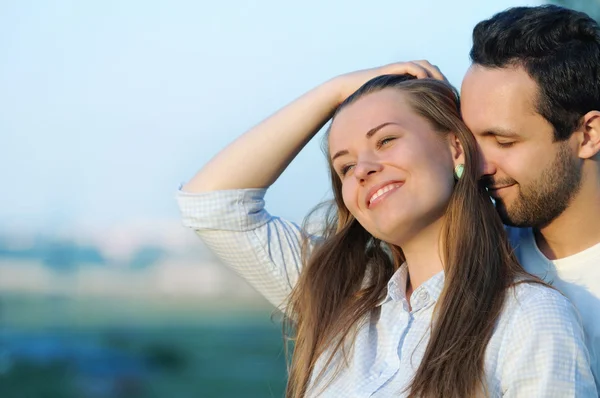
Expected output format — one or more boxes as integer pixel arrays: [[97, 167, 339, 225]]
[[487, 143, 582, 228]]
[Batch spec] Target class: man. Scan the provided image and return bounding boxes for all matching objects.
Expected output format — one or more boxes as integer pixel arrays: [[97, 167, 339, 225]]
[[458, 5, 600, 386]]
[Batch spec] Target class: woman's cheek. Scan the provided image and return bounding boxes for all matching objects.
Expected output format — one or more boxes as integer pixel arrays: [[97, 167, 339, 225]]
[[342, 182, 358, 213]]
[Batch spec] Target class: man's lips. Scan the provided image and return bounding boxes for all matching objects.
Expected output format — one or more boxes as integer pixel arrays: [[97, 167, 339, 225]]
[[487, 184, 515, 197], [366, 181, 404, 208]]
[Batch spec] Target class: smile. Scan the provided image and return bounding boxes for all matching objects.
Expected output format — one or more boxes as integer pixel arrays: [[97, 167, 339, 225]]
[[367, 182, 404, 208], [487, 184, 515, 198]]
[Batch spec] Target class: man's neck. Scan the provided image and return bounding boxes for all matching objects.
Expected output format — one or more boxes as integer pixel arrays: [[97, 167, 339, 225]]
[[535, 179, 600, 260]]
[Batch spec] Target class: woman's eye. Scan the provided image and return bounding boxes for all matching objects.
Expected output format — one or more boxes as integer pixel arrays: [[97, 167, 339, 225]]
[[340, 164, 354, 176], [377, 136, 396, 148]]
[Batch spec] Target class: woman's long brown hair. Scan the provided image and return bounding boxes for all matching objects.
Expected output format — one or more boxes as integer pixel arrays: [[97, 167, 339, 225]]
[[283, 75, 534, 398]]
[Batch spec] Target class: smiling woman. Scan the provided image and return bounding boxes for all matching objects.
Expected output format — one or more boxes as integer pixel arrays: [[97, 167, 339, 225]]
[[329, 82, 459, 248], [177, 64, 596, 397]]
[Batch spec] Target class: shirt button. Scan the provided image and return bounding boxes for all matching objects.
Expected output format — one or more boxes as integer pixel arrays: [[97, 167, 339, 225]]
[[418, 290, 429, 301]]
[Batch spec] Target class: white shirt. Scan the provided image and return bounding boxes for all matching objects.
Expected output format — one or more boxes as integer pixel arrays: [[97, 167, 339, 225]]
[[178, 188, 597, 397], [508, 226, 600, 388]]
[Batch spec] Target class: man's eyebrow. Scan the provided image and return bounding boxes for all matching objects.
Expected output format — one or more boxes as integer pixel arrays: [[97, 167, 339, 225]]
[[331, 122, 398, 162]]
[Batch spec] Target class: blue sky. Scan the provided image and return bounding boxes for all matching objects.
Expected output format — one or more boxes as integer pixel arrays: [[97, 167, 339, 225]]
[[1, 0, 540, 232]]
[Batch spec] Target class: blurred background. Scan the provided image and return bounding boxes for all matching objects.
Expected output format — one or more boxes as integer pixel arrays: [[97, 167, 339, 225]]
[[1, 0, 597, 397]]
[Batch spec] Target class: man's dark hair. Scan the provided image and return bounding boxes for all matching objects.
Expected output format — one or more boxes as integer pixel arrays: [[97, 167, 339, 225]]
[[470, 5, 600, 141]]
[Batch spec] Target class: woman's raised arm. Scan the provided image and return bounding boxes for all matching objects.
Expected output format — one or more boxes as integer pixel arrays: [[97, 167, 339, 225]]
[[181, 62, 440, 193]]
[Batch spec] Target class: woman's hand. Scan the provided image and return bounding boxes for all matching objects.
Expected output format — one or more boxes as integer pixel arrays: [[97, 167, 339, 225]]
[[334, 60, 448, 103]]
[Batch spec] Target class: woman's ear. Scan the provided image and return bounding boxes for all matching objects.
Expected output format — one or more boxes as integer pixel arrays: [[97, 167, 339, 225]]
[[447, 132, 465, 166]]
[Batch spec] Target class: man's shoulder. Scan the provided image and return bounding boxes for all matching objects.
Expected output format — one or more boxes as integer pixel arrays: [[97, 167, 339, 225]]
[[504, 225, 532, 247], [503, 226, 550, 277], [504, 226, 537, 261]]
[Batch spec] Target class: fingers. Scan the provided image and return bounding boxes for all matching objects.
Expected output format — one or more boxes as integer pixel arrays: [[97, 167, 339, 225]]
[[340, 61, 449, 100], [380, 60, 448, 82], [411, 60, 448, 82], [382, 62, 430, 79]]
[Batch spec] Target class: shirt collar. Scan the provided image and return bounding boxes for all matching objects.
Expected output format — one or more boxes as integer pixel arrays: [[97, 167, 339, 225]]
[[377, 263, 445, 312]]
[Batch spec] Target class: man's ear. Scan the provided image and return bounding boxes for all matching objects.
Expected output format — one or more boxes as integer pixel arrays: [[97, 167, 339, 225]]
[[447, 132, 465, 166], [577, 111, 600, 159]]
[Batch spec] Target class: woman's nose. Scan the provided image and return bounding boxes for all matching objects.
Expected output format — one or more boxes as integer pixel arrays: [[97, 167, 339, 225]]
[[354, 160, 383, 182]]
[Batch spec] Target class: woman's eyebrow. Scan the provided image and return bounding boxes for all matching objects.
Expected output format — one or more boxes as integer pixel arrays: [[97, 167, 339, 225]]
[[331, 122, 399, 162], [365, 122, 398, 138]]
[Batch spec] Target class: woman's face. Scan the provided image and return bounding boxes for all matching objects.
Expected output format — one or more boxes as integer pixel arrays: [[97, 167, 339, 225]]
[[328, 88, 460, 245]]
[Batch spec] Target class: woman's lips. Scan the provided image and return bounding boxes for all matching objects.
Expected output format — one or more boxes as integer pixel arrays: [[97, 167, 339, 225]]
[[367, 182, 404, 208]]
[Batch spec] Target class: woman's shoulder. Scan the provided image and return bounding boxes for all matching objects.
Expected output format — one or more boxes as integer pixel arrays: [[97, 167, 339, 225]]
[[489, 280, 596, 397], [503, 282, 579, 328]]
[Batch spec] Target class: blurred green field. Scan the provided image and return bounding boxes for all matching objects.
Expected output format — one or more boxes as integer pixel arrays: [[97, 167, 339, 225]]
[[0, 295, 288, 398]]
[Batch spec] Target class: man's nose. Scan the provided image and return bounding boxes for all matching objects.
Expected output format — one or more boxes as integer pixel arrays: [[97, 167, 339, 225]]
[[354, 160, 383, 182], [479, 151, 497, 177]]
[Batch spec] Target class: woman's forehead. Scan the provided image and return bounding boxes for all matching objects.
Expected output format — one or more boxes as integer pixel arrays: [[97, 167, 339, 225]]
[[329, 90, 418, 144]]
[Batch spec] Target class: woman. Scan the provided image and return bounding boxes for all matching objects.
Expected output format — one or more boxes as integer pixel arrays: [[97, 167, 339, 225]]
[[177, 63, 596, 397]]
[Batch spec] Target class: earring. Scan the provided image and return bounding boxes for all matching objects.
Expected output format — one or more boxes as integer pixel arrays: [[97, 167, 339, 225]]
[[454, 164, 465, 180]]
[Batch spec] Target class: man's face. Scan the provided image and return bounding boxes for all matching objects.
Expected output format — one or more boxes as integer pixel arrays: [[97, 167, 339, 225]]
[[461, 65, 582, 228]]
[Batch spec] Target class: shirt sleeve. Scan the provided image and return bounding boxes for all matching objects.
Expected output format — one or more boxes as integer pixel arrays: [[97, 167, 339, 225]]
[[500, 285, 598, 397], [176, 188, 320, 310]]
